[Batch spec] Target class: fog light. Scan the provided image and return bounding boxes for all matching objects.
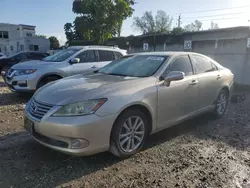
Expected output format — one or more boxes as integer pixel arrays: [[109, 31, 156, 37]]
[[17, 80, 27, 84], [71, 138, 89, 149]]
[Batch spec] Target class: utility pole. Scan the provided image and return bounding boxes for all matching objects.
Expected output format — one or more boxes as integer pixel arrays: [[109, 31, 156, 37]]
[[177, 14, 181, 28]]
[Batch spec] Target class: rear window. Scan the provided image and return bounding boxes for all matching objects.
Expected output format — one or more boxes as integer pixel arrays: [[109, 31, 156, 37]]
[[98, 50, 115, 61]]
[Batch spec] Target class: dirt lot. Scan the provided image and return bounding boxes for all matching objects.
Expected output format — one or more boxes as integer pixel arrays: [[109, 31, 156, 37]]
[[1, 78, 250, 188]]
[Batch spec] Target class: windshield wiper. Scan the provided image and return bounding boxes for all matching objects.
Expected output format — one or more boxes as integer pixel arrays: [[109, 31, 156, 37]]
[[106, 73, 127, 76]]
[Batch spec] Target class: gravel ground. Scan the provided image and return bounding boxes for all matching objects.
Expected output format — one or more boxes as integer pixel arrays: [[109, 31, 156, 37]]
[[1, 78, 250, 188]]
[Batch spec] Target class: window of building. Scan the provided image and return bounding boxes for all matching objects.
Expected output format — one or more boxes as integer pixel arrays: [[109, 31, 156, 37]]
[[3, 31, 9, 39], [0, 31, 9, 39], [34, 45, 39, 51], [29, 45, 34, 51], [10, 46, 13, 51], [20, 44, 24, 51], [98, 50, 115, 61], [26, 33, 32, 37]]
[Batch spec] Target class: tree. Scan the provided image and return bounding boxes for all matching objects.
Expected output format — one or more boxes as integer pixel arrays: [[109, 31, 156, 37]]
[[64, 0, 135, 44], [210, 21, 219, 29], [36, 34, 47, 38], [184, 20, 202, 32], [155, 10, 172, 32], [48, 36, 60, 49], [171, 27, 185, 35], [133, 10, 172, 34]]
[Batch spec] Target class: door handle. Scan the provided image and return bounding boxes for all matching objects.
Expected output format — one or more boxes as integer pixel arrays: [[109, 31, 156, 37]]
[[91, 65, 97, 69], [190, 80, 198, 86], [217, 74, 222, 79]]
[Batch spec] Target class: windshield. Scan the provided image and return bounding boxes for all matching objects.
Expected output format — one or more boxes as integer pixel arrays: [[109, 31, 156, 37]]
[[43, 49, 80, 62], [99, 55, 167, 77]]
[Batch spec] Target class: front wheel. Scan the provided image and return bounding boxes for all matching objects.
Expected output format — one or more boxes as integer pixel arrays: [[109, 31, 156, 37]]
[[37, 76, 61, 89], [213, 89, 229, 118], [110, 109, 149, 158]]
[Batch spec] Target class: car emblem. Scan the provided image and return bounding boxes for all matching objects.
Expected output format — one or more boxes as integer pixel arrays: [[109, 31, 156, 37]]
[[33, 104, 38, 112]]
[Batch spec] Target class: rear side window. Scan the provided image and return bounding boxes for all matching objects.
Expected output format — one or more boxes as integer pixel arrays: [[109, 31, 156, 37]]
[[114, 52, 123, 59], [162, 55, 193, 77], [98, 50, 115, 61], [191, 55, 215, 74]]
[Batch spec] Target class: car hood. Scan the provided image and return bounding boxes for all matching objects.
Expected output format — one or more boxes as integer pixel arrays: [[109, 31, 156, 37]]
[[34, 73, 156, 105], [12, 60, 60, 69]]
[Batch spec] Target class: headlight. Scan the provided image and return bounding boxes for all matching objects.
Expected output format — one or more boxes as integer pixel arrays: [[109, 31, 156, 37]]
[[14, 69, 36, 76], [52, 98, 107, 117]]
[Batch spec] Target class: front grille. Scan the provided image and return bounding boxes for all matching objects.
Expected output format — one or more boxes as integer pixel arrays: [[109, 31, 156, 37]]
[[28, 99, 53, 120]]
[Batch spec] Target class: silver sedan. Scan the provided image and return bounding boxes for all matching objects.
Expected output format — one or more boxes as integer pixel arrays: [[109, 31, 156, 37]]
[[24, 52, 234, 158]]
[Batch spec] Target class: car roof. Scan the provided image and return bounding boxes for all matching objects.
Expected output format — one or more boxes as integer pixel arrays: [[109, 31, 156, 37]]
[[67, 45, 126, 52], [129, 51, 206, 57]]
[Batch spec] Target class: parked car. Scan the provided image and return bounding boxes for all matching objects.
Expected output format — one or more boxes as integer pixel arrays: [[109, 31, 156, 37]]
[[0, 52, 7, 59], [5, 46, 127, 92], [0, 51, 49, 78], [24, 52, 234, 158]]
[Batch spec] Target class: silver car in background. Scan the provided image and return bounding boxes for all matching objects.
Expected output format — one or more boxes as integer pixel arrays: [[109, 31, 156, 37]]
[[5, 46, 127, 92], [24, 52, 234, 158]]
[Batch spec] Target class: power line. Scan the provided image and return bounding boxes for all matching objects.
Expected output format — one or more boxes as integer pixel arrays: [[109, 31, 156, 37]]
[[197, 17, 242, 22], [182, 12, 248, 20], [180, 5, 250, 14]]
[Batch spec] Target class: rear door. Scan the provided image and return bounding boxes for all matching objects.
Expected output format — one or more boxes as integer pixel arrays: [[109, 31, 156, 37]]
[[97, 50, 116, 69], [70, 50, 98, 76], [190, 54, 222, 109]]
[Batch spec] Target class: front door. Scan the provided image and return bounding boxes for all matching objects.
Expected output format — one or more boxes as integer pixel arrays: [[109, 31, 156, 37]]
[[70, 50, 99, 76], [157, 55, 199, 129], [190, 55, 222, 109]]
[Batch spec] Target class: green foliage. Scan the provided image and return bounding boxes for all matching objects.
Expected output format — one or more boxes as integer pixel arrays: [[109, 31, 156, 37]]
[[48, 36, 60, 49], [65, 0, 135, 44], [36, 34, 47, 38], [184, 20, 202, 32], [210, 21, 219, 30], [171, 27, 185, 35], [133, 10, 172, 34]]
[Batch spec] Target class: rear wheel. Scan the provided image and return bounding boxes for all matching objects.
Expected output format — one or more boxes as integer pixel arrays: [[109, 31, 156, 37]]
[[110, 109, 149, 158], [37, 75, 62, 89], [213, 89, 229, 118]]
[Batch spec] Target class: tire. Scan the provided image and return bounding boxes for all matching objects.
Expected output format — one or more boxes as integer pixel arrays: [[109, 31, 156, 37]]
[[213, 89, 229, 118], [37, 75, 61, 89], [110, 109, 149, 158]]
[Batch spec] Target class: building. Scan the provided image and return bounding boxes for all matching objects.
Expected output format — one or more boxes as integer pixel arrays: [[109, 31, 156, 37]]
[[0, 23, 50, 56], [106, 26, 250, 84]]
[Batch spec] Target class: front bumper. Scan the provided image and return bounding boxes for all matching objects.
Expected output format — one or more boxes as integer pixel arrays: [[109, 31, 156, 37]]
[[24, 109, 117, 156], [5, 73, 39, 92]]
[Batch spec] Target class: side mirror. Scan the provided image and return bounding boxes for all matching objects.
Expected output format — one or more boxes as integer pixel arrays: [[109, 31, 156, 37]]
[[163, 71, 185, 86], [69, 58, 80, 64]]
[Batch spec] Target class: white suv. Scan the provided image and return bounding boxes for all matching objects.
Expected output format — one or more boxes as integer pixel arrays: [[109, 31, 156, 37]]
[[6, 46, 127, 92]]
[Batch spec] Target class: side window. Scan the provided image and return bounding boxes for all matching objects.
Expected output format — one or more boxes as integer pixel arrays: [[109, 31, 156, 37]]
[[191, 55, 215, 74], [14, 53, 26, 61], [76, 50, 96, 63], [162, 55, 193, 77], [98, 50, 115, 61], [114, 52, 123, 59]]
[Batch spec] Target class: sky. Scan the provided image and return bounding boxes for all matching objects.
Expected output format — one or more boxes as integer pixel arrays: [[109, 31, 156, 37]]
[[1, 0, 250, 45]]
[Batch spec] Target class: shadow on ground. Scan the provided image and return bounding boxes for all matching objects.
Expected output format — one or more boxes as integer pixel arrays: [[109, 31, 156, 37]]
[[1, 106, 249, 187], [0, 92, 31, 106]]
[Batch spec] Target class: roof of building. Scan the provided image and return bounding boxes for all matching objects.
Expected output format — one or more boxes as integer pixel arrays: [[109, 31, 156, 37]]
[[134, 26, 250, 38]]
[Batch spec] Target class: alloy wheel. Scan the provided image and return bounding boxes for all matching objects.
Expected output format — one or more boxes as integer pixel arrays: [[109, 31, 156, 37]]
[[118, 116, 145, 153], [216, 92, 227, 115]]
